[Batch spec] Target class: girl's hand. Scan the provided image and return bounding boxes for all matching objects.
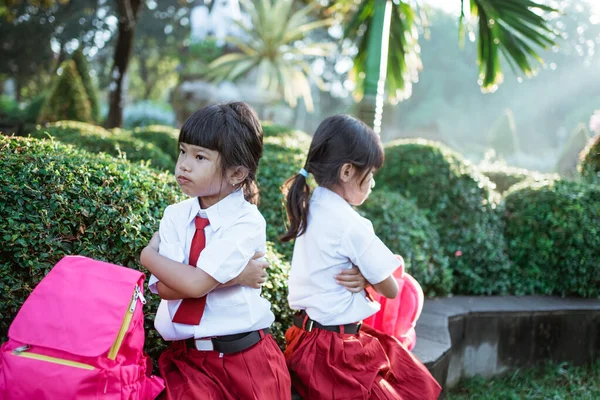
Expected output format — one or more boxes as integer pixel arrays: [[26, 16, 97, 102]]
[[147, 232, 160, 252], [335, 266, 368, 293], [233, 252, 269, 289]]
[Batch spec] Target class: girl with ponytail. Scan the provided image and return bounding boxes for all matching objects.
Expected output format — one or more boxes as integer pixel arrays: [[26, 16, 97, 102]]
[[281, 114, 441, 399]]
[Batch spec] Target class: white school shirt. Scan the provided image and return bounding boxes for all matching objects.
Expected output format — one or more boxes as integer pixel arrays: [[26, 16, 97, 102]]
[[288, 186, 401, 326], [148, 189, 274, 340]]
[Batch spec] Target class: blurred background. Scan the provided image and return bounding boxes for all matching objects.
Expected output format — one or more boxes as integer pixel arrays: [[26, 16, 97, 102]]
[[1, 0, 599, 174]]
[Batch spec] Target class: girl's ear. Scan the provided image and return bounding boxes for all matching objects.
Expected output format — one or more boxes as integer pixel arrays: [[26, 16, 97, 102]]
[[227, 166, 249, 186], [339, 163, 356, 183]]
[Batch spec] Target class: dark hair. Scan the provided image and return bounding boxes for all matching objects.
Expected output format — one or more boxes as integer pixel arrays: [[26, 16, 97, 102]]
[[178, 102, 263, 204], [280, 114, 384, 242]]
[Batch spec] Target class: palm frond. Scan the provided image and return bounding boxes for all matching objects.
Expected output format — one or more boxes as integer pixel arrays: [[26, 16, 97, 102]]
[[205, 0, 331, 111], [467, 0, 559, 90], [343, 0, 421, 102]]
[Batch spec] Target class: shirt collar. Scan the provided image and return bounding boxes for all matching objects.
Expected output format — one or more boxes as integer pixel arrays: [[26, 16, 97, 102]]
[[186, 189, 246, 231], [311, 186, 351, 209]]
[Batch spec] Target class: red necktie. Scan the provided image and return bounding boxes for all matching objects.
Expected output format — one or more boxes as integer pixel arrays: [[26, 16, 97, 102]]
[[172, 216, 210, 325]]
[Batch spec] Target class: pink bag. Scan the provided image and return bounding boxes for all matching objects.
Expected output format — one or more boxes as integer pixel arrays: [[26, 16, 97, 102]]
[[0, 255, 164, 399], [363, 256, 424, 350]]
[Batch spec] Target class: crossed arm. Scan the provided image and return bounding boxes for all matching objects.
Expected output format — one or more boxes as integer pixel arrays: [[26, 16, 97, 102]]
[[141, 232, 369, 300]]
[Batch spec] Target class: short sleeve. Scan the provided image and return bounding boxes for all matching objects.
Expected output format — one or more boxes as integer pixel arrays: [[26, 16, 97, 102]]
[[149, 205, 186, 294], [196, 215, 265, 284], [341, 216, 401, 285]]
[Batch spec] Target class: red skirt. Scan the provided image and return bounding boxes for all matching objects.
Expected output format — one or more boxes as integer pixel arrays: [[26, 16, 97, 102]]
[[158, 334, 291, 400], [285, 324, 441, 400]]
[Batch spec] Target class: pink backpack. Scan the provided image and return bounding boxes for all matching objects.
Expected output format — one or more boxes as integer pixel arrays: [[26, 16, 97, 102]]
[[0, 255, 164, 399], [363, 256, 424, 351]]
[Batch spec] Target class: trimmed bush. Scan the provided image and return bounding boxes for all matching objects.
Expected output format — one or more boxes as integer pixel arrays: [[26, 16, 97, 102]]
[[72, 49, 101, 123], [578, 134, 600, 184], [28, 120, 174, 171], [0, 136, 295, 361], [479, 164, 559, 194], [38, 59, 92, 123], [0, 95, 20, 121], [487, 109, 520, 157], [0, 136, 181, 360], [258, 135, 307, 260], [556, 124, 591, 177], [22, 94, 47, 124], [131, 125, 180, 163], [377, 139, 511, 295], [358, 191, 453, 297], [262, 123, 311, 151], [263, 243, 293, 349], [503, 179, 600, 297]]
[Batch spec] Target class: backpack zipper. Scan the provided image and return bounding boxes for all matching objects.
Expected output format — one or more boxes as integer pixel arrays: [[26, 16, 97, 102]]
[[11, 345, 95, 370], [107, 285, 146, 360]]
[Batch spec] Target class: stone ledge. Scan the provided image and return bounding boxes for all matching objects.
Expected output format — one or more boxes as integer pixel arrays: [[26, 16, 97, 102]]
[[412, 296, 600, 393]]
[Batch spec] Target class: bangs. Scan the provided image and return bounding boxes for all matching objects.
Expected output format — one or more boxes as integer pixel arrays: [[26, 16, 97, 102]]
[[178, 106, 225, 152]]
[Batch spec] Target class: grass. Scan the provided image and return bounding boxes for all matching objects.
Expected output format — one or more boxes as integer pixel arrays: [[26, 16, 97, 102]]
[[447, 360, 600, 400]]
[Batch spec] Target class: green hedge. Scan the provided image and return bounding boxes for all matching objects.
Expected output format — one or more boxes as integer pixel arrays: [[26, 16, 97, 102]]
[[72, 49, 101, 123], [38, 59, 92, 123], [131, 125, 180, 163], [377, 139, 511, 295], [27, 121, 174, 171], [0, 136, 181, 360], [262, 243, 293, 349], [262, 122, 312, 150], [479, 164, 559, 194], [358, 191, 453, 297], [0, 136, 295, 361], [257, 134, 309, 260], [503, 179, 600, 298], [578, 134, 600, 184]]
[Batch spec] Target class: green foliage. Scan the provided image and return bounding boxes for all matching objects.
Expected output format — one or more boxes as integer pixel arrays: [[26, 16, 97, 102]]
[[0, 95, 20, 120], [448, 360, 600, 400], [131, 125, 180, 163], [205, 0, 333, 111], [478, 163, 558, 194], [503, 179, 600, 298], [72, 49, 101, 123], [37, 59, 92, 124], [22, 94, 48, 124], [27, 120, 174, 171], [0, 136, 182, 361], [556, 123, 591, 177], [377, 139, 511, 295], [357, 191, 453, 297], [262, 122, 312, 150], [0, 136, 295, 361], [487, 109, 519, 157], [258, 134, 308, 260], [578, 134, 600, 184], [262, 243, 293, 349]]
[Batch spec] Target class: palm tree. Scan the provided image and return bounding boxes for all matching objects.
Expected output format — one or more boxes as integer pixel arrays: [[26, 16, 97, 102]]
[[205, 0, 333, 112], [334, 0, 558, 132]]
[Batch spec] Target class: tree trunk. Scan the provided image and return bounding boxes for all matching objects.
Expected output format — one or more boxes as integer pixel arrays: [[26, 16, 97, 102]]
[[105, 0, 142, 128], [356, 0, 392, 135]]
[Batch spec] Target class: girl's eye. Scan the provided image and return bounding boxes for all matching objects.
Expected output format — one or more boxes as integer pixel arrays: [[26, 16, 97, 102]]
[[179, 148, 185, 155], [196, 155, 205, 161]]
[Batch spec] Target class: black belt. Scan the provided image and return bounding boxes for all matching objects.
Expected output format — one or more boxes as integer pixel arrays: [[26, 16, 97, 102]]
[[185, 328, 270, 354], [293, 311, 361, 334]]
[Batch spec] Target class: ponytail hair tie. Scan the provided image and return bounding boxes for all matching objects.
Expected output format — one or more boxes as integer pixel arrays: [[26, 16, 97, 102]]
[[298, 168, 309, 178]]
